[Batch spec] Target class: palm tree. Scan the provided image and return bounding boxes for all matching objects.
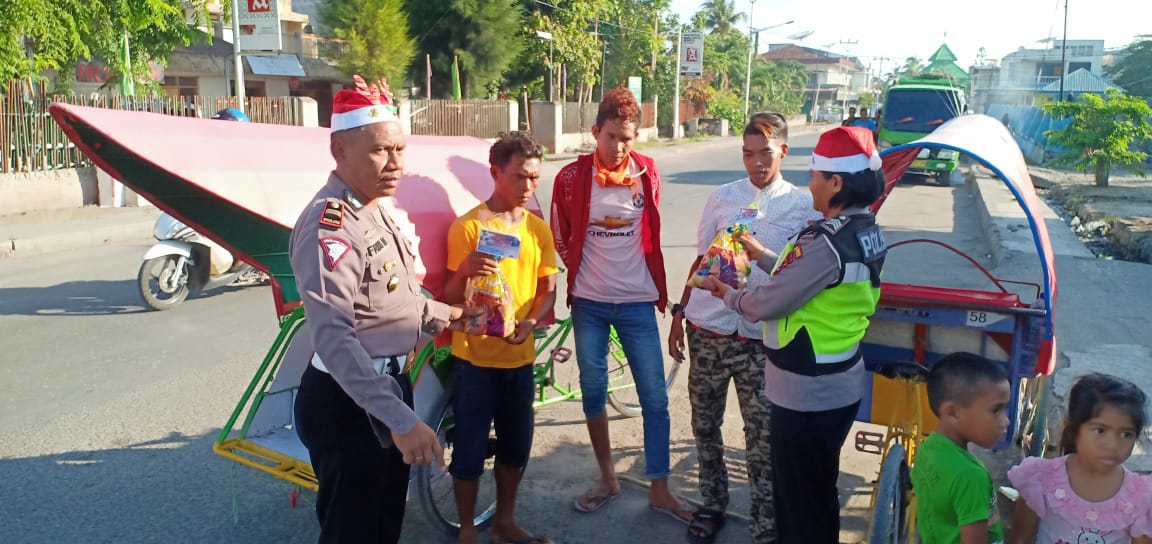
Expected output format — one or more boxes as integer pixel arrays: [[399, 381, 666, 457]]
[[898, 56, 924, 77], [698, 0, 745, 35]]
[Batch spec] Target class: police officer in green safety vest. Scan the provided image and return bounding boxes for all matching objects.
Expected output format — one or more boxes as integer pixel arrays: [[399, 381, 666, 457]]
[[699, 126, 887, 544]]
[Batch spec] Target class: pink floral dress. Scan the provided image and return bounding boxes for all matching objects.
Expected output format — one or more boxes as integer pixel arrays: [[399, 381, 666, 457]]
[[1007, 456, 1152, 543]]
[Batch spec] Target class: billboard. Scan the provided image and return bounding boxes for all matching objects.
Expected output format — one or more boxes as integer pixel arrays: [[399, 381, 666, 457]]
[[238, 0, 282, 52], [680, 31, 703, 77]]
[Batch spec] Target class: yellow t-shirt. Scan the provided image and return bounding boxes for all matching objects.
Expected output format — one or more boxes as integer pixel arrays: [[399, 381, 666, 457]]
[[446, 204, 559, 368]]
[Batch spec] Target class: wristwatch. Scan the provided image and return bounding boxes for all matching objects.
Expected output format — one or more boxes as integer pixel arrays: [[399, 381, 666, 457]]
[[670, 303, 686, 317]]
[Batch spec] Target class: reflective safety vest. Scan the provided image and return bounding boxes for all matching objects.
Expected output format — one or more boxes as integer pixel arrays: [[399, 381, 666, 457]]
[[762, 213, 886, 376]]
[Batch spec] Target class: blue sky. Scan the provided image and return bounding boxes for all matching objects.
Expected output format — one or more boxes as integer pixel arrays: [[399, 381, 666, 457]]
[[668, 0, 1146, 75]]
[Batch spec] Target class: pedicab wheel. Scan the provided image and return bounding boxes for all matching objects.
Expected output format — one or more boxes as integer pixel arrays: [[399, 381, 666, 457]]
[[605, 338, 682, 418], [870, 443, 913, 544], [138, 256, 190, 310], [415, 403, 496, 538]]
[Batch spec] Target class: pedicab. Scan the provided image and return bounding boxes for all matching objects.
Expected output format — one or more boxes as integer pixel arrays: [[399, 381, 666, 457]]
[[47, 103, 530, 535], [858, 113, 1058, 542]]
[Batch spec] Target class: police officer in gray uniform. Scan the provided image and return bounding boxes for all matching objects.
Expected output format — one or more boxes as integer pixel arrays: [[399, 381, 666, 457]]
[[289, 79, 473, 544]]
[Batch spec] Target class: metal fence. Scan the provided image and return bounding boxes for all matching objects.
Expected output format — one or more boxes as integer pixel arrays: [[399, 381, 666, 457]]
[[1, 80, 306, 174], [409, 99, 512, 138]]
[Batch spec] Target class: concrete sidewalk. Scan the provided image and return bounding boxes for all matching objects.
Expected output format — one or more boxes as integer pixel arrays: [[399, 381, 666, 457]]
[[0, 206, 159, 259]]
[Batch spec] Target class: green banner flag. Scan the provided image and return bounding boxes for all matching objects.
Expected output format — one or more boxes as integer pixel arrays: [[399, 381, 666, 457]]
[[451, 55, 462, 100]]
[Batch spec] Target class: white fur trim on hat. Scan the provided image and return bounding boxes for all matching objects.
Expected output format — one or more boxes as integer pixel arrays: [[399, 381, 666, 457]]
[[809, 150, 882, 172], [330, 105, 399, 132]]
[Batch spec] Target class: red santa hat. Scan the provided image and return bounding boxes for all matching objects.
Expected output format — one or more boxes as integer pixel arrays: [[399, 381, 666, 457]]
[[330, 74, 399, 132], [809, 126, 883, 173]]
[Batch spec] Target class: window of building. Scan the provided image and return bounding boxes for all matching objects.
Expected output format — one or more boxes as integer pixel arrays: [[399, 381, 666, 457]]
[[161, 76, 198, 97], [245, 80, 267, 97], [1069, 61, 1092, 73]]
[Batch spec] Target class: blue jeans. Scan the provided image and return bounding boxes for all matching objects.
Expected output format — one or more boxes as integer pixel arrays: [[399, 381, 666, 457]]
[[571, 296, 671, 480], [448, 357, 535, 480]]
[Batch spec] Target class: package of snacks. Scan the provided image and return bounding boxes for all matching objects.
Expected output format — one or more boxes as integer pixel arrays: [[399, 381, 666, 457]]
[[688, 223, 752, 289]]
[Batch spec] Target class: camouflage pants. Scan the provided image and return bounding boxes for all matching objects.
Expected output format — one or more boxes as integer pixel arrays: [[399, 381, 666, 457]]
[[686, 326, 774, 543]]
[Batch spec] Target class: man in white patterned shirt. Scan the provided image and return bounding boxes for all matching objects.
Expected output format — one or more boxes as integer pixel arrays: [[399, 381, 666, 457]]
[[668, 112, 822, 544]]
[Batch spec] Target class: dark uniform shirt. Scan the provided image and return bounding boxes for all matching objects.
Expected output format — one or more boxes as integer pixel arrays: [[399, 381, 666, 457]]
[[289, 173, 453, 440]]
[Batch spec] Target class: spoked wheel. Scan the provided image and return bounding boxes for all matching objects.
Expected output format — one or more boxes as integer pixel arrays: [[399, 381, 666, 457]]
[[605, 332, 682, 418], [415, 403, 497, 538], [138, 256, 190, 310], [870, 443, 914, 544]]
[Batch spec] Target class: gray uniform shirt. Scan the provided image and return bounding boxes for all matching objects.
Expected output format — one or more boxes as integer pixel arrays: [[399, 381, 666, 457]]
[[722, 208, 872, 412], [289, 173, 453, 439]]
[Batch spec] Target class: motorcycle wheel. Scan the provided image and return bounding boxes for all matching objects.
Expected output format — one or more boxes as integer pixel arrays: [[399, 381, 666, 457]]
[[139, 256, 190, 310]]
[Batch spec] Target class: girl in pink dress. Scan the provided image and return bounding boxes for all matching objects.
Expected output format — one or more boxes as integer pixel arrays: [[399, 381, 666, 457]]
[[1007, 373, 1152, 544]]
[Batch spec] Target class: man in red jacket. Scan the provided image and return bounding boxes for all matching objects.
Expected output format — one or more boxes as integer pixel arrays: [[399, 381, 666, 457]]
[[550, 86, 694, 524]]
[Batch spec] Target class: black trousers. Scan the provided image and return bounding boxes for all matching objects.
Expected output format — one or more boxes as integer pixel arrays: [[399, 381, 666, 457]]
[[295, 364, 414, 544], [769, 401, 860, 544]]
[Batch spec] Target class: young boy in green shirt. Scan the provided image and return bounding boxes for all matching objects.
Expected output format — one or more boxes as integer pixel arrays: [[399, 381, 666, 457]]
[[912, 352, 1011, 544]]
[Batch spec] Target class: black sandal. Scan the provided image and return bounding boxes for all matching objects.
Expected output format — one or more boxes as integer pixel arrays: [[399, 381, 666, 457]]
[[686, 508, 726, 544]]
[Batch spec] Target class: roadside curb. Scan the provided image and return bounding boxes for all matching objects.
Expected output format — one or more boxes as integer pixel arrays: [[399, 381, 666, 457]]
[[965, 166, 1094, 269], [0, 220, 154, 259]]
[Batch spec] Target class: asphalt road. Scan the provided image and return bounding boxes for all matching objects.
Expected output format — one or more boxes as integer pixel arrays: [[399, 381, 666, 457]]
[[0, 130, 1089, 544]]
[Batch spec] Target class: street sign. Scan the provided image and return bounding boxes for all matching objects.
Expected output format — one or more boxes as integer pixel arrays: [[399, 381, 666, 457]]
[[627, 76, 642, 101], [680, 31, 703, 77], [237, 0, 282, 52]]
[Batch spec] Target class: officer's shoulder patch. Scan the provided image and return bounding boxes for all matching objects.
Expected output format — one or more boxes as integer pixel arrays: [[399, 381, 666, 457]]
[[320, 237, 351, 270], [774, 244, 804, 273], [319, 199, 344, 229], [817, 216, 850, 234]]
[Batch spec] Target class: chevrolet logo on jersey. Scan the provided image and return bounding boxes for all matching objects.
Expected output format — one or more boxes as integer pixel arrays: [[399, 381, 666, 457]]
[[590, 216, 634, 230]]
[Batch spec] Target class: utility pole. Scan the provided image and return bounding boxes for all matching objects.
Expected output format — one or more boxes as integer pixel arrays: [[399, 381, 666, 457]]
[[230, 0, 246, 113], [673, 28, 682, 139], [811, 71, 823, 125], [742, 0, 758, 126], [1058, 0, 1068, 101]]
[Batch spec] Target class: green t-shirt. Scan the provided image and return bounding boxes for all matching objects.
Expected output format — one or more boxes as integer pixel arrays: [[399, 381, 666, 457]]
[[910, 433, 1005, 544]]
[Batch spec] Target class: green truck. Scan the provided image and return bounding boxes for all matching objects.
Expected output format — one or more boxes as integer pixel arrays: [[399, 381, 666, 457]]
[[878, 74, 966, 183]]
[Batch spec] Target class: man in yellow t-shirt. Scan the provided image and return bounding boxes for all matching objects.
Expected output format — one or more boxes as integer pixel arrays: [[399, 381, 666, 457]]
[[444, 131, 558, 544]]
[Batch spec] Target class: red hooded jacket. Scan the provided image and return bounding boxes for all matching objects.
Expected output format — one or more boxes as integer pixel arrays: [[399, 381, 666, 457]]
[[549, 151, 668, 310]]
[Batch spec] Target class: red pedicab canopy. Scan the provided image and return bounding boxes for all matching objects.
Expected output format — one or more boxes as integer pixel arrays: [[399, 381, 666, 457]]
[[48, 103, 539, 317], [873, 113, 1058, 373]]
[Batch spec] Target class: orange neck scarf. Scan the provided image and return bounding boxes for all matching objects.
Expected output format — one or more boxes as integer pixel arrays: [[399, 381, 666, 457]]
[[593, 152, 635, 187]]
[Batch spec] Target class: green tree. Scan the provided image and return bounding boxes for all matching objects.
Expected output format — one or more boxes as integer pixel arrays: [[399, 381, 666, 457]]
[[1107, 36, 1152, 101], [321, 0, 415, 84], [701, 27, 747, 91], [1, 0, 207, 91], [1043, 88, 1152, 187], [523, 0, 610, 102], [748, 58, 806, 114], [405, 0, 525, 99], [699, 0, 744, 35]]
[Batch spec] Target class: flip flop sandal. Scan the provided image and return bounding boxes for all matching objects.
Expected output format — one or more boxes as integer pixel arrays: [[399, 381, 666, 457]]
[[572, 490, 620, 513], [686, 509, 726, 544], [648, 499, 697, 526]]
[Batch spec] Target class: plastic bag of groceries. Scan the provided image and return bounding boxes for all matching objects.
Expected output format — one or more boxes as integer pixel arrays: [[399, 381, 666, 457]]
[[688, 223, 752, 290], [463, 212, 520, 337], [464, 268, 516, 337]]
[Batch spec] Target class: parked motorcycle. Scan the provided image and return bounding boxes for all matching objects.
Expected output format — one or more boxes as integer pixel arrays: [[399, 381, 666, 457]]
[[138, 213, 267, 310]]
